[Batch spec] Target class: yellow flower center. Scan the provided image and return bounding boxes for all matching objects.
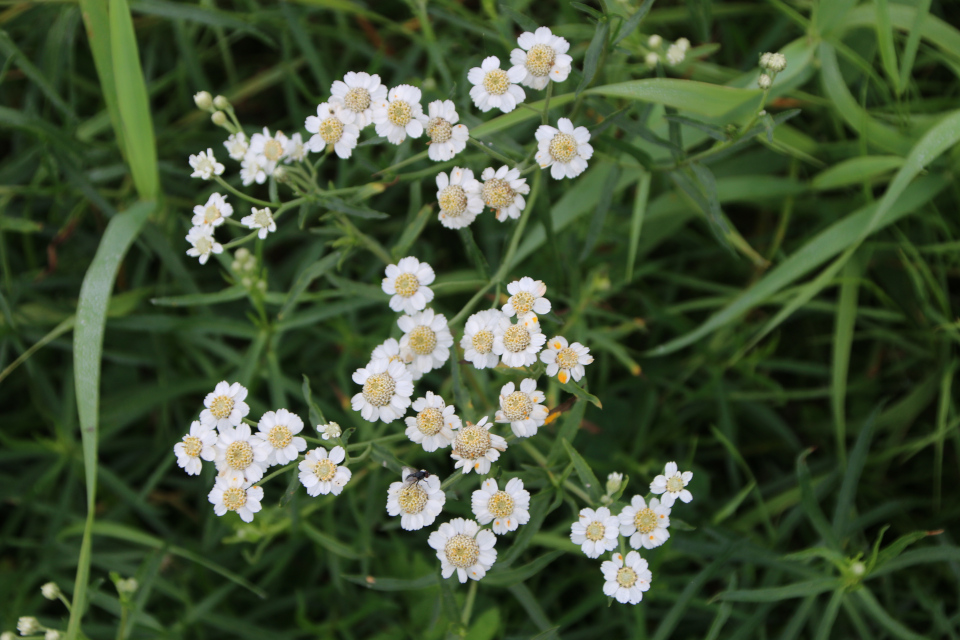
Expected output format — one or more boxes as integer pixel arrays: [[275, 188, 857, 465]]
[[313, 458, 337, 481], [510, 291, 535, 316], [439, 185, 467, 216], [267, 424, 293, 449], [407, 325, 437, 356], [225, 441, 253, 470], [417, 407, 444, 436], [253, 209, 273, 228], [666, 475, 685, 493], [393, 272, 419, 298], [585, 520, 606, 541], [387, 100, 412, 126], [444, 533, 480, 568], [483, 68, 510, 95], [264, 138, 284, 162], [203, 205, 221, 224], [525, 43, 556, 77], [481, 177, 515, 210], [454, 424, 491, 459], [617, 566, 638, 588], [397, 484, 428, 513], [427, 117, 452, 143], [556, 347, 580, 369], [471, 330, 494, 354], [319, 117, 344, 143], [488, 491, 515, 517], [194, 236, 213, 255], [502, 324, 531, 353], [222, 487, 247, 511], [209, 394, 235, 419], [634, 508, 658, 534], [182, 435, 203, 457], [501, 390, 533, 421], [344, 86, 371, 112], [549, 132, 578, 163], [362, 372, 396, 407]]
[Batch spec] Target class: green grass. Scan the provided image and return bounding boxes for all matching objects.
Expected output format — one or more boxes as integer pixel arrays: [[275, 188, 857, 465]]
[[2, 1, 959, 639]]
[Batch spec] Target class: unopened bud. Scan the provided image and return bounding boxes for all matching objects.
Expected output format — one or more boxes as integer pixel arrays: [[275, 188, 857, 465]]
[[17, 618, 41, 636], [675, 37, 690, 52], [193, 91, 213, 111], [256, 280, 267, 292], [41, 582, 60, 600], [647, 34, 662, 48], [272, 165, 288, 182], [116, 577, 138, 596], [2, 631, 16, 640], [45, 631, 61, 640], [211, 111, 227, 126], [213, 95, 230, 110], [606, 472, 624, 495], [320, 422, 342, 440], [758, 74, 772, 89], [645, 52, 660, 68], [850, 561, 866, 576]]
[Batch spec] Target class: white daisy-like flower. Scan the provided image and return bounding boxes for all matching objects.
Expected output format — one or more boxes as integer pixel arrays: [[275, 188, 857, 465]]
[[451, 416, 508, 475], [372, 84, 427, 145], [601, 551, 652, 604], [248, 127, 289, 172], [224, 132, 249, 161], [461, 308, 502, 369], [185, 224, 223, 265], [214, 423, 269, 484], [199, 381, 250, 430], [570, 506, 620, 559], [192, 192, 233, 227], [330, 71, 386, 128], [480, 166, 530, 222], [17, 617, 41, 636], [298, 446, 352, 496], [540, 336, 594, 384], [253, 408, 307, 466], [398, 308, 453, 376], [386, 468, 446, 531], [619, 495, 671, 550], [428, 517, 498, 583], [382, 256, 435, 314], [208, 474, 263, 523], [350, 359, 414, 423], [370, 337, 415, 369], [284, 132, 308, 163], [425, 100, 469, 162], [188, 148, 224, 180], [503, 276, 551, 319], [509, 26, 573, 90], [493, 313, 546, 368], [319, 421, 341, 441], [650, 461, 693, 507], [535, 118, 593, 180], [436, 167, 483, 229], [173, 420, 217, 476], [241, 207, 276, 239], [495, 378, 548, 438], [240, 153, 268, 186], [468, 56, 526, 113], [404, 391, 459, 452], [305, 99, 360, 159], [471, 477, 531, 535]]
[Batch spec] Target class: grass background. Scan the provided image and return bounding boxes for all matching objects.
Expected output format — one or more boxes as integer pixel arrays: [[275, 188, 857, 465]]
[[1, 0, 959, 638]]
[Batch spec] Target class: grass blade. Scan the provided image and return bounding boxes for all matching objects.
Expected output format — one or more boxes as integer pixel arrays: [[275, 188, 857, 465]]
[[875, 0, 900, 92], [831, 255, 863, 463]]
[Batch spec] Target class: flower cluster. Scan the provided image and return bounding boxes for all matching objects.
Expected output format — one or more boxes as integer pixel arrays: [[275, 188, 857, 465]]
[[643, 35, 691, 68], [757, 51, 788, 89]]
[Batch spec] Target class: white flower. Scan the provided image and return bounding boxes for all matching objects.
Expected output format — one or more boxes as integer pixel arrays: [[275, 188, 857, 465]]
[[436, 167, 483, 229], [208, 474, 263, 523], [372, 84, 427, 145], [188, 148, 224, 180], [370, 337, 415, 369], [214, 423, 268, 483], [382, 256, 435, 314], [386, 468, 446, 531], [319, 421, 341, 441], [650, 461, 693, 507], [471, 477, 530, 535], [492, 313, 546, 368], [41, 582, 60, 600], [224, 132, 249, 161], [601, 551, 652, 604], [509, 26, 573, 90], [540, 335, 594, 384], [17, 617, 40, 636], [350, 359, 414, 423], [299, 446, 351, 496], [570, 506, 620, 558], [248, 127, 289, 173], [200, 380, 250, 430], [535, 118, 593, 180], [480, 165, 530, 222], [758, 73, 772, 89], [284, 132, 308, 163], [404, 391, 459, 452], [428, 518, 497, 583], [495, 378, 548, 438], [461, 308, 502, 369], [760, 51, 787, 73], [398, 308, 453, 376], [192, 192, 233, 227], [468, 56, 526, 113], [330, 71, 386, 128], [241, 207, 276, 239], [503, 276, 551, 319], [185, 225, 223, 265], [425, 100, 469, 162], [619, 495, 671, 550], [305, 99, 360, 159], [253, 408, 307, 466], [240, 153, 268, 186], [451, 416, 507, 475], [666, 40, 687, 66], [173, 420, 217, 475]]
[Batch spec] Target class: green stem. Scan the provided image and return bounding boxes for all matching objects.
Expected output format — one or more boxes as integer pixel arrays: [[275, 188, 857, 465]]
[[461, 580, 478, 626], [213, 175, 280, 208], [468, 137, 519, 166], [346, 432, 408, 451], [541, 81, 553, 125], [258, 462, 296, 486], [222, 230, 261, 250]]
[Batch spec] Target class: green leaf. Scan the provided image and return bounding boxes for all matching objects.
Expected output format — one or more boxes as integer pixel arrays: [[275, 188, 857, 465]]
[[301, 374, 327, 427], [625, 169, 651, 282], [832, 405, 880, 538], [796, 449, 841, 551], [150, 285, 247, 307], [278, 250, 341, 320], [830, 255, 864, 462], [322, 196, 389, 219], [716, 577, 843, 602], [875, 0, 900, 92], [663, 114, 728, 141], [570, 2, 604, 21], [577, 17, 609, 96], [459, 226, 490, 281], [391, 205, 433, 260], [870, 545, 960, 577], [302, 522, 364, 559], [498, 3, 537, 31], [559, 378, 602, 409], [579, 163, 620, 262], [811, 156, 904, 190], [897, 0, 933, 94], [588, 78, 762, 118], [562, 438, 603, 502], [612, 0, 656, 46], [853, 588, 928, 640], [341, 573, 438, 591], [484, 551, 563, 587], [464, 608, 500, 640], [79, 0, 126, 156]]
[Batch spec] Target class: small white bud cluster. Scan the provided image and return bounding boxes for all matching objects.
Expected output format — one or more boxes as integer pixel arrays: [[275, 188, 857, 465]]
[[231, 248, 264, 292], [757, 52, 787, 89], [320, 422, 342, 440], [116, 577, 139, 596], [665, 37, 690, 66], [600, 471, 624, 505]]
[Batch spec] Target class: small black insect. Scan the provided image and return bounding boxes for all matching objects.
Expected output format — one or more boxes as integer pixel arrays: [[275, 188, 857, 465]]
[[402, 467, 431, 486]]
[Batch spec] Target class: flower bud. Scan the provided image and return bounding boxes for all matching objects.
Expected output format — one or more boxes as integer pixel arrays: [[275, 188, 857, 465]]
[[850, 561, 866, 576], [767, 52, 787, 73], [758, 73, 772, 89], [116, 577, 138, 596], [45, 631, 61, 640], [213, 95, 230, 110], [2, 631, 16, 640], [644, 52, 660, 68], [605, 472, 623, 495], [647, 34, 662, 48], [272, 165, 287, 182], [675, 37, 690, 52], [41, 582, 60, 600], [256, 280, 267, 292], [193, 91, 213, 111], [17, 618, 41, 636], [211, 111, 227, 126], [321, 422, 342, 440]]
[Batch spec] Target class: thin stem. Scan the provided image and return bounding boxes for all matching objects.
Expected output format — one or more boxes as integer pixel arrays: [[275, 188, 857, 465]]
[[346, 432, 408, 451], [213, 175, 280, 208], [468, 137, 519, 166], [222, 230, 261, 250], [258, 462, 296, 486], [461, 580, 478, 626], [541, 82, 553, 125]]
